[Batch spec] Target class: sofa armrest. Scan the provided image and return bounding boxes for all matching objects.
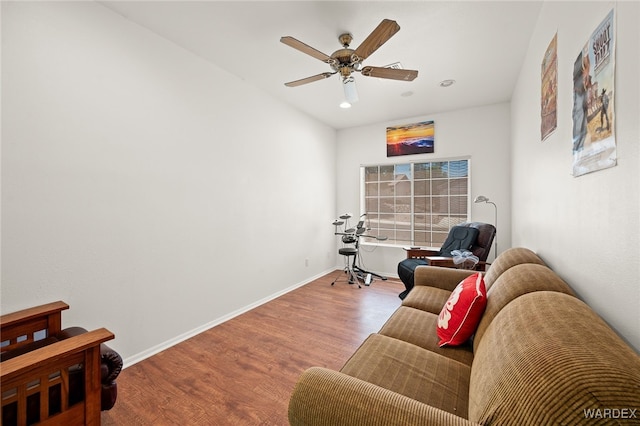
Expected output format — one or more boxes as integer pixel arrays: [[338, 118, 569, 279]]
[[288, 367, 479, 426], [1, 328, 114, 381], [1, 328, 114, 424], [100, 344, 123, 383], [0, 301, 69, 352], [56, 326, 122, 410], [57, 326, 123, 383], [414, 266, 476, 291]]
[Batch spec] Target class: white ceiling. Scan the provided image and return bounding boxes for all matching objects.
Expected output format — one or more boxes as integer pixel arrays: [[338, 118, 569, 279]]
[[99, 1, 543, 130]]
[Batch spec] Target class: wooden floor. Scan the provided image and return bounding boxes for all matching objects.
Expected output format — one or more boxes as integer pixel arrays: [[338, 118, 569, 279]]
[[102, 271, 404, 425]]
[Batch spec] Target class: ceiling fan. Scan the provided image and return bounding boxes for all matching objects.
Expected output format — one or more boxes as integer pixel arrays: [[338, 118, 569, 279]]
[[280, 19, 418, 104]]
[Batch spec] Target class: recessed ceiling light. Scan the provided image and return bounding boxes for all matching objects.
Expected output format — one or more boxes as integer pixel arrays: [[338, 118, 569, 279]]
[[439, 79, 456, 87], [339, 101, 352, 109], [384, 62, 403, 70]]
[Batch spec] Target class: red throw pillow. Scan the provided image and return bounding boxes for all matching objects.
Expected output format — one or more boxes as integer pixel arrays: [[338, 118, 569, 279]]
[[437, 272, 487, 347]]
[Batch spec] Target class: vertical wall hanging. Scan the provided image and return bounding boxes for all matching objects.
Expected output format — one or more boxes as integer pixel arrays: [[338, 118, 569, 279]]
[[541, 32, 558, 141], [571, 9, 616, 177]]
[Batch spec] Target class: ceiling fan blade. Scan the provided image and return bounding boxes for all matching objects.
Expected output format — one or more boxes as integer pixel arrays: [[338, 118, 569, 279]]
[[280, 36, 332, 63], [360, 66, 418, 81], [353, 19, 400, 60], [284, 72, 335, 87]]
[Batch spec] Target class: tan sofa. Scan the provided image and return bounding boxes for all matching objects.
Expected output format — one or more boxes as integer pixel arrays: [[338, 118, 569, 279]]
[[288, 248, 640, 425]]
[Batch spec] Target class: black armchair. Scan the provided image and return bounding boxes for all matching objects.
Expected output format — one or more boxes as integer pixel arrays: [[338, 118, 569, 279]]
[[397, 222, 496, 299]]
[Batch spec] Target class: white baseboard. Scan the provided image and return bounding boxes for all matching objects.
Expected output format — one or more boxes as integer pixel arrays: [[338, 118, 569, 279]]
[[122, 268, 335, 368]]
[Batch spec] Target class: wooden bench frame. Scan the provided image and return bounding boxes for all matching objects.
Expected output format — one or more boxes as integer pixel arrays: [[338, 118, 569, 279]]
[[1, 301, 114, 425]]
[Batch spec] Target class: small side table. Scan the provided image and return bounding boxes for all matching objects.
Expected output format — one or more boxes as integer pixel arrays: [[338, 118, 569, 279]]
[[423, 256, 457, 268], [403, 247, 439, 259]]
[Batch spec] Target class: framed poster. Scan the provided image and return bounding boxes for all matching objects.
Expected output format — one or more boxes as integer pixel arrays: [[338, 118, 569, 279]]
[[572, 9, 616, 177], [386, 121, 434, 157], [541, 33, 558, 141]]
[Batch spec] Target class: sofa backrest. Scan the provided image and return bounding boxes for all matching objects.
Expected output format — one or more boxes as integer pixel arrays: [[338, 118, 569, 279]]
[[468, 292, 640, 425], [472, 263, 575, 353], [483, 247, 546, 290]]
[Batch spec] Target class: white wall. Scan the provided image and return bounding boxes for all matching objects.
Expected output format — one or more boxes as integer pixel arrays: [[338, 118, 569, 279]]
[[335, 103, 512, 278], [1, 2, 337, 364], [511, 1, 639, 351]]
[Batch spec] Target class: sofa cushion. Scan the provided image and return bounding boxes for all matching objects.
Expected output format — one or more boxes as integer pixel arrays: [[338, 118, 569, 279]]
[[469, 292, 640, 425], [341, 333, 470, 418], [437, 273, 486, 347], [472, 263, 575, 353], [379, 306, 474, 366]]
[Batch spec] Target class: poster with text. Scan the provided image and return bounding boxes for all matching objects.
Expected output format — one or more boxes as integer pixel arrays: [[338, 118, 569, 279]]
[[572, 9, 616, 177], [541, 33, 558, 141]]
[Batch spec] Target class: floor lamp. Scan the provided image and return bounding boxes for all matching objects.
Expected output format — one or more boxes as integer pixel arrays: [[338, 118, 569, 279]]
[[474, 195, 498, 259]]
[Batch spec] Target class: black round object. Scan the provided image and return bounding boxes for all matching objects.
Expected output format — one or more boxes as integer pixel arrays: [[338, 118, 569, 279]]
[[342, 235, 357, 244], [338, 247, 357, 256]]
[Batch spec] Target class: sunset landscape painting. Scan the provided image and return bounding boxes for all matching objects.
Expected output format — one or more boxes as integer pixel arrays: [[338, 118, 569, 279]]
[[386, 120, 435, 157]]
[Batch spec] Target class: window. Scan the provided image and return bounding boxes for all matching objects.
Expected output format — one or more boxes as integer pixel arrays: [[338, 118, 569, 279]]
[[361, 159, 470, 247]]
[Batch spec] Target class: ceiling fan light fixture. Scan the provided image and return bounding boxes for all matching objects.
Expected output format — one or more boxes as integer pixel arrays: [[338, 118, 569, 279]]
[[342, 76, 358, 104]]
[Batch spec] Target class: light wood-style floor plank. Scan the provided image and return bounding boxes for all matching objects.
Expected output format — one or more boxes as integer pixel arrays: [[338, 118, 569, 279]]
[[102, 271, 404, 425]]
